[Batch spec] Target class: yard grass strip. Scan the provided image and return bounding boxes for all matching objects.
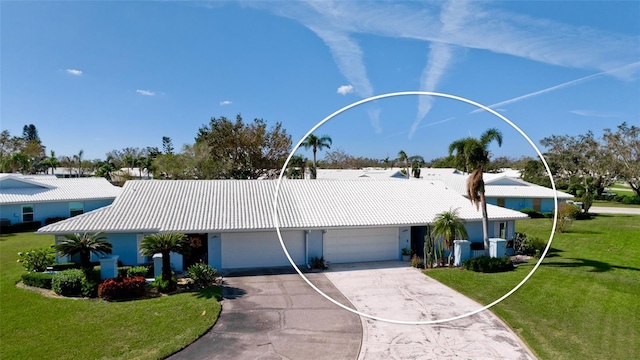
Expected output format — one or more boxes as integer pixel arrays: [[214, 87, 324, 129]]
[[426, 214, 640, 360], [0, 232, 221, 360]]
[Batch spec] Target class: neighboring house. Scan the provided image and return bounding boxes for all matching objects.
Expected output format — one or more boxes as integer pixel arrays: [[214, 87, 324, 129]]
[[420, 170, 573, 213], [37, 179, 528, 271], [0, 174, 122, 225], [315, 168, 408, 180]]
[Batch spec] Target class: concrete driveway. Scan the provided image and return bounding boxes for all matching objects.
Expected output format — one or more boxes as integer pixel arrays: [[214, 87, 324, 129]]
[[168, 268, 361, 360], [324, 262, 536, 360]]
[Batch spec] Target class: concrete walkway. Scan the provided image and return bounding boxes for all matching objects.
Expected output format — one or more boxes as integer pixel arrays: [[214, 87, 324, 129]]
[[324, 262, 536, 360], [589, 206, 640, 215]]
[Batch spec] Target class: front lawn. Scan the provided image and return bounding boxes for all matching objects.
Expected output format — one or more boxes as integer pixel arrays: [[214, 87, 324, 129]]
[[592, 200, 640, 208], [426, 214, 640, 360], [0, 232, 222, 360]]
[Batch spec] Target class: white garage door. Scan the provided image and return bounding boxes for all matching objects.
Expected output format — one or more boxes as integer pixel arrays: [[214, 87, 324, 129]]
[[221, 231, 305, 269], [324, 227, 399, 264]]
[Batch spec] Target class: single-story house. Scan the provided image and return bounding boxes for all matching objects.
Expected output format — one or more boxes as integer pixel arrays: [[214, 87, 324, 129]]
[[37, 179, 528, 271], [0, 174, 122, 225], [420, 170, 573, 213]]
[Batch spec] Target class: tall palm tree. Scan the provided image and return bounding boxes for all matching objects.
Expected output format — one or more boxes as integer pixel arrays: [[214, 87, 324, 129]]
[[448, 128, 503, 253], [302, 134, 332, 179], [73, 149, 84, 178], [397, 150, 409, 178], [431, 208, 468, 266], [42, 150, 61, 175], [56, 232, 112, 270], [140, 232, 190, 282]]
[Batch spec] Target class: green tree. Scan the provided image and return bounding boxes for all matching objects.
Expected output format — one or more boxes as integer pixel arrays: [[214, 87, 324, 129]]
[[140, 233, 190, 282], [449, 128, 502, 253], [55, 232, 112, 270], [431, 208, 468, 266], [286, 154, 306, 179], [302, 134, 332, 179], [397, 150, 409, 178], [603, 122, 640, 196], [162, 136, 174, 155], [196, 115, 292, 179], [73, 149, 84, 178], [41, 150, 61, 175]]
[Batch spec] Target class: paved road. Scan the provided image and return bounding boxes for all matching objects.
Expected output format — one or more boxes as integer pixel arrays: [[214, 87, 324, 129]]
[[324, 262, 536, 360], [168, 268, 361, 360], [589, 206, 640, 215]]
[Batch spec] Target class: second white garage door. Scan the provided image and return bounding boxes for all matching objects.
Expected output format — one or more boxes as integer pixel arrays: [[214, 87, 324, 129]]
[[324, 227, 399, 264]]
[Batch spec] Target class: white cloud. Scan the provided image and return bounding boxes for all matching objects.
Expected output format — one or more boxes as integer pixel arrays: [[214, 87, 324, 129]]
[[337, 84, 354, 95], [569, 110, 622, 118], [220, 100, 232, 106], [136, 89, 155, 96], [66, 69, 83, 76]]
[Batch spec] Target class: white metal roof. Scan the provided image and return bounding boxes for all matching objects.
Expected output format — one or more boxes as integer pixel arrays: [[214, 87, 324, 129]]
[[316, 168, 407, 180], [38, 179, 528, 234], [0, 175, 122, 205]]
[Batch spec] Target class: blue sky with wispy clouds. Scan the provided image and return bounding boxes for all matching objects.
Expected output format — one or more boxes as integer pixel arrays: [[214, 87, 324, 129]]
[[2, 1, 638, 161]]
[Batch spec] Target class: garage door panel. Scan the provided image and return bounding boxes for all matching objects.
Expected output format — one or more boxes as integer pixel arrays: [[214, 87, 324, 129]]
[[222, 231, 304, 269], [324, 228, 399, 264]]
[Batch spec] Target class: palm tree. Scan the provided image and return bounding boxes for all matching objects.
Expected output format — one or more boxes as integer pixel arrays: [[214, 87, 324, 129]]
[[140, 232, 190, 282], [73, 149, 84, 178], [431, 208, 468, 266], [448, 128, 503, 253], [302, 134, 332, 179], [56, 232, 112, 269], [397, 150, 409, 178], [42, 150, 61, 175]]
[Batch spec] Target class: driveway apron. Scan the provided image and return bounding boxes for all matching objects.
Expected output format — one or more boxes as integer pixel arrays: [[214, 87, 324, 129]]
[[324, 261, 537, 360], [168, 269, 361, 360]]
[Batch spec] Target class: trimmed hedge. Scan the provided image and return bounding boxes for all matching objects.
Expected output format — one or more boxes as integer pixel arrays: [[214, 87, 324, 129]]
[[462, 256, 514, 273], [21, 272, 54, 289], [98, 276, 148, 301], [0, 220, 42, 233], [52, 269, 87, 297], [127, 266, 149, 278]]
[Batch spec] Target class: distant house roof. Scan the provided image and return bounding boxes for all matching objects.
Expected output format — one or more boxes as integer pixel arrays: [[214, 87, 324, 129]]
[[0, 174, 122, 205], [316, 168, 407, 180], [420, 172, 573, 200], [37, 179, 528, 234]]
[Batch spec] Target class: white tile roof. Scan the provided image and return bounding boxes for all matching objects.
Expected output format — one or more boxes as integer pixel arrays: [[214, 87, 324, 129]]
[[37, 179, 528, 234], [0, 175, 122, 205], [420, 172, 573, 200]]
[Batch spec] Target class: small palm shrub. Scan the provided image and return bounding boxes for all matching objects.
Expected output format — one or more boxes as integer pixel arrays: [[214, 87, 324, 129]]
[[153, 275, 177, 293], [22, 272, 54, 289], [98, 276, 148, 301], [17, 247, 55, 272], [127, 266, 149, 278], [187, 263, 218, 288], [410, 254, 423, 268], [52, 269, 87, 297], [462, 256, 514, 273]]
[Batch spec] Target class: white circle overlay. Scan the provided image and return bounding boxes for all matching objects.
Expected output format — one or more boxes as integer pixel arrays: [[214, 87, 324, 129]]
[[273, 91, 558, 325]]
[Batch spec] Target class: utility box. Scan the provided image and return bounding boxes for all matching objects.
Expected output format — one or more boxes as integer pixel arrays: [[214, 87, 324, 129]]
[[489, 238, 507, 258], [100, 255, 119, 280], [454, 240, 470, 267]]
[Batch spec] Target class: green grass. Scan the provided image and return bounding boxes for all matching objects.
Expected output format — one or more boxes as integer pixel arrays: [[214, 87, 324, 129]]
[[0, 232, 222, 360], [608, 183, 635, 194], [426, 215, 640, 360]]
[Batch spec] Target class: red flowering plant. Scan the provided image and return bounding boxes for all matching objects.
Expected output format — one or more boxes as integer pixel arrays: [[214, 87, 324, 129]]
[[98, 276, 147, 301]]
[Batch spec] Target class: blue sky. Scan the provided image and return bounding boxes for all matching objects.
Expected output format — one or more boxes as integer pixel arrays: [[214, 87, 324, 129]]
[[2, 1, 639, 162]]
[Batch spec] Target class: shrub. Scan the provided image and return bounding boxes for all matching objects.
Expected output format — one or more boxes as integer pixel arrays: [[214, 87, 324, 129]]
[[127, 266, 149, 278], [187, 263, 218, 287], [21, 272, 54, 289], [98, 276, 148, 301], [462, 256, 514, 273], [52, 269, 87, 297], [554, 203, 581, 233], [520, 208, 544, 218], [51, 262, 80, 271], [153, 275, 177, 293], [513, 232, 546, 257], [17, 247, 55, 272], [1, 220, 42, 233], [410, 254, 423, 268], [310, 256, 327, 270]]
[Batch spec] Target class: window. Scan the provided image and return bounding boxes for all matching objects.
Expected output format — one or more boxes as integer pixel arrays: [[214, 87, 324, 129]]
[[22, 205, 34, 222], [497, 198, 505, 207], [69, 202, 84, 217], [495, 222, 506, 238]]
